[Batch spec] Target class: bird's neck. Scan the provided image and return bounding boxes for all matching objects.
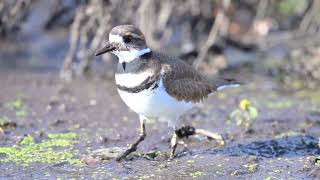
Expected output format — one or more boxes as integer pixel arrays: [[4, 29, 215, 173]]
[[116, 50, 153, 75], [115, 50, 160, 89], [113, 48, 151, 64]]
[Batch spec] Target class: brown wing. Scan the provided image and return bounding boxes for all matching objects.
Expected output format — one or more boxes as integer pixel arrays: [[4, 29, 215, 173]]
[[164, 78, 215, 102], [159, 54, 216, 103]]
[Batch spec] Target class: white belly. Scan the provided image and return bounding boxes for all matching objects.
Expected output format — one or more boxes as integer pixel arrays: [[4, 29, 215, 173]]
[[117, 80, 194, 127]]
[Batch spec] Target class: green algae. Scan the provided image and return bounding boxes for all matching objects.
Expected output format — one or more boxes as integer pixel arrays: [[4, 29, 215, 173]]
[[0, 116, 16, 129], [0, 116, 9, 126], [47, 132, 78, 139], [243, 163, 258, 173], [136, 174, 156, 180], [188, 170, 205, 178], [141, 150, 161, 160], [19, 135, 35, 146], [6, 98, 28, 117], [0, 132, 83, 166], [274, 131, 299, 139], [295, 90, 320, 105], [6, 98, 23, 110], [266, 100, 294, 109]]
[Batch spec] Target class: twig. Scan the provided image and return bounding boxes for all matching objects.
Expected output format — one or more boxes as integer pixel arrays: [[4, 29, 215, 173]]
[[299, 0, 318, 33], [254, 0, 269, 21], [193, 7, 225, 69], [60, 6, 84, 81]]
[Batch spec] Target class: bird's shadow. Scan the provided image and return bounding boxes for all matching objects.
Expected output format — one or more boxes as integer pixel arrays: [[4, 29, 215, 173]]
[[177, 135, 320, 158]]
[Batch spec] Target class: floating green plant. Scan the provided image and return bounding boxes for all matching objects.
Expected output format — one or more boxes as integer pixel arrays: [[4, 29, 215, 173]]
[[0, 132, 82, 166]]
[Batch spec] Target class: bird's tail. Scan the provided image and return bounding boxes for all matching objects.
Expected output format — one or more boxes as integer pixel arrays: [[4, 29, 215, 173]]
[[211, 78, 242, 91]]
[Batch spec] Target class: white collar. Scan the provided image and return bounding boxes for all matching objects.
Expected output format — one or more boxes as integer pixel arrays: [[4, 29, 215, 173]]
[[113, 48, 151, 63]]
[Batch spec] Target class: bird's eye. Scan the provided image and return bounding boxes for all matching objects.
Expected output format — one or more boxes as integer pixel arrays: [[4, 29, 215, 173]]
[[123, 35, 132, 43]]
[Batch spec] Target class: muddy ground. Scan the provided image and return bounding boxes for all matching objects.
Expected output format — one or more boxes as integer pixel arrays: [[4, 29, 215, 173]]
[[0, 66, 319, 179]]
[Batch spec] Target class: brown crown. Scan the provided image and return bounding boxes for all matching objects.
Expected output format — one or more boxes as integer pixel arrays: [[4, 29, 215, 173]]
[[110, 25, 147, 49]]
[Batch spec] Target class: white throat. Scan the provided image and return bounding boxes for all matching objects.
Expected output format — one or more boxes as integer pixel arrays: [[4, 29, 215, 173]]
[[113, 48, 151, 63], [109, 34, 151, 63]]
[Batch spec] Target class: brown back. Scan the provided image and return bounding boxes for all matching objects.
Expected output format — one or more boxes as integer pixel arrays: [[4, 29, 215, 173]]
[[150, 52, 217, 103]]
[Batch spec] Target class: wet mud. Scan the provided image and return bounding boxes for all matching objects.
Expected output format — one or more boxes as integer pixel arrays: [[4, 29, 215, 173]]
[[0, 69, 320, 179]]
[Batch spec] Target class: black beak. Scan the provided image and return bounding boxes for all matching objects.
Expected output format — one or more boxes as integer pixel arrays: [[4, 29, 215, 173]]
[[95, 42, 116, 56]]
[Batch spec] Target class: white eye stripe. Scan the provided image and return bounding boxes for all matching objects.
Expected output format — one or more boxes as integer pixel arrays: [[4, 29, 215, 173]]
[[109, 34, 123, 43]]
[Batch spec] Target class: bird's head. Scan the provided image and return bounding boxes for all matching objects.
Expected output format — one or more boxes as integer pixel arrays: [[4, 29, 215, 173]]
[[95, 25, 151, 69]]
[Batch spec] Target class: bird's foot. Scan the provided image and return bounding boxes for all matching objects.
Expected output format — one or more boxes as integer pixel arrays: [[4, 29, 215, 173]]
[[115, 133, 146, 162], [168, 126, 195, 160], [175, 126, 196, 138], [169, 132, 178, 160], [115, 145, 137, 161], [195, 128, 225, 146], [175, 126, 224, 145], [168, 126, 225, 160]]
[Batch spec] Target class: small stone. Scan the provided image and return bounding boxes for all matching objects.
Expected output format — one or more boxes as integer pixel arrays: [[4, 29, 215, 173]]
[[89, 99, 97, 106], [48, 96, 59, 106], [81, 155, 101, 166], [52, 119, 65, 126], [90, 147, 127, 160], [58, 104, 67, 112], [99, 136, 108, 144]]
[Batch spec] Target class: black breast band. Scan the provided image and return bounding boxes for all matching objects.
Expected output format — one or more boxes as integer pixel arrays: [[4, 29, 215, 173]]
[[117, 77, 159, 93]]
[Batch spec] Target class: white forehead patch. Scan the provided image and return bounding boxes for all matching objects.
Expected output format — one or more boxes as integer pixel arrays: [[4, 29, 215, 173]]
[[109, 34, 123, 43]]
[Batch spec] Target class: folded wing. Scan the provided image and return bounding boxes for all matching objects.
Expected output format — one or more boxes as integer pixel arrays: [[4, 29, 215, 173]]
[[161, 57, 216, 103]]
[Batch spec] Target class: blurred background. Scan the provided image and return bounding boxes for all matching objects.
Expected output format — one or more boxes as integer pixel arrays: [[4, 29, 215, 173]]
[[1, 0, 320, 87], [1, 0, 320, 179]]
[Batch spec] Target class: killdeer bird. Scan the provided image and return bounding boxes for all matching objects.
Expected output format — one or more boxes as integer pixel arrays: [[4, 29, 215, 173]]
[[96, 25, 239, 161]]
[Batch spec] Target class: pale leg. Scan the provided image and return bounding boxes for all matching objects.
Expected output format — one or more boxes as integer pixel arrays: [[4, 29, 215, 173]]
[[169, 131, 178, 160], [116, 116, 146, 161]]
